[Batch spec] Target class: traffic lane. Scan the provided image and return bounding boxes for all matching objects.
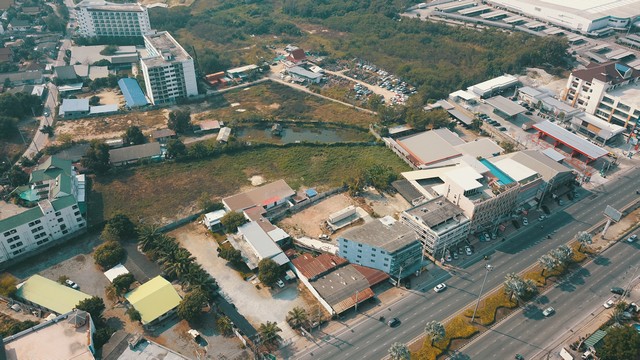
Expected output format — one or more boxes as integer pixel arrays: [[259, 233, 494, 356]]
[[460, 240, 638, 359]]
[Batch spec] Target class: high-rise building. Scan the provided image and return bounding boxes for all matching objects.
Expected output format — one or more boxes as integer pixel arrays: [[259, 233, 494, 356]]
[[140, 31, 198, 105], [76, 0, 151, 38]]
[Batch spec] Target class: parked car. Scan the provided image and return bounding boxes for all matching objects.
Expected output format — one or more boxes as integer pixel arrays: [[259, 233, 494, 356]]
[[558, 199, 564, 206], [452, 252, 459, 260], [522, 218, 529, 226], [434, 283, 447, 293], [387, 317, 400, 327], [611, 287, 625, 295], [319, 234, 330, 240], [603, 299, 615, 309], [542, 307, 555, 317], [627, 234, 638, 243], [276, 279, 285, 288], [446, 254, 452, 262], [65, 279, 79, 289], [465, 246, 473, 256], [538, 215, 546, 221]]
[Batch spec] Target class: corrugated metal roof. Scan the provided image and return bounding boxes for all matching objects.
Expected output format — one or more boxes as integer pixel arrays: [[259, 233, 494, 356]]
[[533, 120, 608, 159], [60, 98, 89, 113], [109, 142, 162, 164], [291, 253, 348, 280], [118, 78, 148, 108], [238, 221, 288, 266], [223, 179, 294, 212], [351, 264, 390, 286], [124, 276, 181, 324], [485, 95, 526, 117], [15, 275, 91, 314]]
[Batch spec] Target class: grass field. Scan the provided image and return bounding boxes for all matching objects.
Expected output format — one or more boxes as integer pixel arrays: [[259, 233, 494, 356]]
[[197, 82, 378, 129], [90, 144, 409, 224]]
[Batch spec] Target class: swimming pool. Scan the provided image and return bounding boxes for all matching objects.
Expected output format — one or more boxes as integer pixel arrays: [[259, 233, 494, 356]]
[[479, 158, 515, 186]]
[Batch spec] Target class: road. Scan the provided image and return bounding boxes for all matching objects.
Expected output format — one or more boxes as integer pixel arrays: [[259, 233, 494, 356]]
[[294, 167, 640, 360], [458, 230, 640, 360]]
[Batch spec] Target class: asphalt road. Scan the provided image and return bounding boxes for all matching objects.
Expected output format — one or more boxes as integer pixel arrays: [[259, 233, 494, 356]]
[[295, 167, 640, 360], [458, 230, 640, 360]]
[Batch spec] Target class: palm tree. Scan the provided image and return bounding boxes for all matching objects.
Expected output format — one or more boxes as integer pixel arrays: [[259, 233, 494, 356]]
[[258, 321, 282, 349], [388, 342, 410, 360], [216, 315, 234, 336], [551, 245, 573, 268], [286, 306, 309, 330], [151, 235, 179, 260], [161, 247, 195, 279], [577, 231, 592, 251], [183, 263, 217, 293], [136, 225, 162, 253], [539, 254, 557, 276], [504, 272, 525, 303], [424, 320, 445, 346]]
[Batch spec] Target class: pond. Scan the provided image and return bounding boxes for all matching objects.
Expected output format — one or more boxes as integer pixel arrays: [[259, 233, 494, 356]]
[[235, 124, 370, 144]]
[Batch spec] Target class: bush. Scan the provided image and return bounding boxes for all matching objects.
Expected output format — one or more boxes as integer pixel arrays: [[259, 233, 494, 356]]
[[102, 214, 136, 242], [0, 274, 17, 297], [220, 211, 247, 233], [258, 258, 283, 288], [112, 273, 135, 294], [126, 307, 141, 322], [93, 241, 125, 269], [177, 289, 208, 323], [462, 289, 516, 326]]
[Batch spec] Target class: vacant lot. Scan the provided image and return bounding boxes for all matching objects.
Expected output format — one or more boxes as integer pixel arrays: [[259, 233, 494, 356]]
[[279, 193, 354, 238], [90, 144, 409, 224]]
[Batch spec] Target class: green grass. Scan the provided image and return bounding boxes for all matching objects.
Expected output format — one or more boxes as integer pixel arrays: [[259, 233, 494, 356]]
[[412, 315, 479, 360], [90, 144, 409, 224]]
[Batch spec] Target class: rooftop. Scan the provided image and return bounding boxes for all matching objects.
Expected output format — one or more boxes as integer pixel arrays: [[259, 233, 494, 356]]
[[605, 82, 640, 108], [488, 0, 640, 21], [291, 253, 348, 280], [151, 128, 176, 139], [118, 78, 148, 108], [491, 158, 538, 182], [340, 217, 419, 253], [533, 120, 608, 160], [541, 148, 565, 163], [237, 221, 289, 266], [77, 0, 146, 12], [60, 98, 89, 113], [102, 332, 190, 360], [396, 129, 464, 166], [454, 138, 503, 159], [443, 166, 484, 191], [15, 275, 91, 314], [573, 112, 626, 139], [124, 276, 181, 325], [468, 74, 518, 95], [312, 264, 374, 314], [142, 31, 192, 68], [287, 66, 323, 80], [2, 310, 94, 360], [109, 142, 162, 164], [404, 196, 466, 229], [223, 179, 294, 212], [484, 95, 526, 117], [510, 150, 573, 180], [572, 61, 640, 86]]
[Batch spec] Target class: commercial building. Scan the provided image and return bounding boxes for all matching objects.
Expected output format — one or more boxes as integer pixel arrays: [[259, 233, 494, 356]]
[[76, 0, 151, 38], [124, 276, 181, 327], [59, 99, 90, 118], [118, 77, 148, 108], [338, 217, 422, 276], [517, 86, 581, 120], [467, 74, 518, 98], [0, 157, 86, 266], [14, 275, 92, 315], [286, 66, 323, 84], [235, 221, 289, 270], [140, 31, 198, 105], [487, 0, 640, 35], [533, 120, 609, 162], [1, 310, 95, 360], [400, 197, 470, 259], [571, 112, 625, 145], [563, 61, 640, 131]]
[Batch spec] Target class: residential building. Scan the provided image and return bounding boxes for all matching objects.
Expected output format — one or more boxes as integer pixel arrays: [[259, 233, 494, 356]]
[[338, 216, 422, 276], [0, 157, 86, 266], [124, 276, 181, 328], [222, 179, 295, 216], [195, 120, 222, 133], [101, 331, 191, 360], [8, 19, 30, 32], [140, 31, 198, 105], [150, 128, 175, 143], [563, 61, 640, 131], [1, 310, 95, 360], [109, 142, 162, 166], [15, 275, 91, 315], [202, 209, 226, 231], [400, 196, 470, 259], [0, 70, 43, 86], [76, 0, 151, 38], [235, 221, 289, 270], [0, 47, 12, 62], [217, 127, 231, 142], [59, 99, 90, 118]]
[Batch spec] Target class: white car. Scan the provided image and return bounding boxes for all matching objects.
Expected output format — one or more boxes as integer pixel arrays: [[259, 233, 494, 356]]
[[65, 279, 79, 289], [542, 307, 555, 317], [603, 299, 615, 309], [276, 279, 285, 288], [465, 246, 473, 256], [538, 215, 546, 221], [522, 218, 529, 226], [627, 234, 638, 243], [433, 283, 447, 293]]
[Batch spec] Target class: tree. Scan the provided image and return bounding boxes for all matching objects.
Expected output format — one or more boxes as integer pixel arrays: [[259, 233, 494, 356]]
[[7, 166, 29, 186], [550, 245, 573, 268], [103, 214, 136, 242], [167, 109, 192, 134], [286, 306, 308, 330], [216, 315, 234, 336], [218, 246, 243, 265], [363, 164, 397, 191], [424, 320, 445, 346], [126, 307, 141, 322], [220, 211, 247, 233], [159, 247, 194, 280], [177, 289, 208, 323], [471, 117, 483, 131], [89, 96, 100, 106], [538, 254, 557, 276], [0, 274, 17, 297], [93, 241, 125, 269], [76, 296, 105, 322], [0, 117, 17, 139], [258, 258, 283, 288], [136, 225, 162, 253], [123, 125, 146, 145], [111, 273, 135, 295], [503, 273, 536, 303], [388, 342, 410, 360], [577, 231, 592, 251], [598, 325, 640, 360], [165, 139, 186, 159], [82, 140, 110, 174], [258, 321, 282, 349], [40, 125, 54, 137], [499, 141, 516, 153]]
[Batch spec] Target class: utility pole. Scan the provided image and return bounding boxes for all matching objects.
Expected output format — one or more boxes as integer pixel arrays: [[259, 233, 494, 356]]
[[471, 264, 493, 323], [354, 290, 359, 312], [396, 266, 403, 287]]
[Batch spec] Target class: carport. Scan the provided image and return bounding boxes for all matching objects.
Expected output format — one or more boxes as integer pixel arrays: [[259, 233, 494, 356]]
[[448, 109, 473, 127], [484, 95, 526, 120], [533, 120, 608, 164]]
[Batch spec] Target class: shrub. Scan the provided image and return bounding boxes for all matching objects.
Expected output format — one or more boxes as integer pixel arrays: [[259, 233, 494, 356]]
[[93, 241, 125, 269], [462, 289, 516, 326], [126, 308, 141, 322]]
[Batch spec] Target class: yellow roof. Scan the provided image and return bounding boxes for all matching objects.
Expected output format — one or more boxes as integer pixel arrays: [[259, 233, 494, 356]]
[[125, 276, 181, 324], [15, 275, 91, 314]]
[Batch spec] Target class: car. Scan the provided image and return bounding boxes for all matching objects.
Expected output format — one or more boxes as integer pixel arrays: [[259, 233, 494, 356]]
[[558, 199, 564, 206], [627, 234, 638, 243], [522, 218, 529, 226], [542, 307, 555, 317], [445, 254, 452, 262], [465, 246, 473, 256], [491, 233, 497, 240], [452, 252, 459, 260], [65, 279, 79, 289], [387, 317, 400, 327], [43, 110, 49, 117], [538, 215, 546, 221], [434, 283, 447, 293], [458, 247, 464, 255], [319, 234, 330, 240], [582, 350, 593, 359], [483, 232, 490, 241], [603, 299, 615, 309], [611, 287, 625, 295], [276, 279, 285, 288]]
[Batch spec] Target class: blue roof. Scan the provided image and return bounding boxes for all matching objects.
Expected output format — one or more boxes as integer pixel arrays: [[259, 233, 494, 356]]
[[305, 188, 318, 197], [118, 78, 148, 108]]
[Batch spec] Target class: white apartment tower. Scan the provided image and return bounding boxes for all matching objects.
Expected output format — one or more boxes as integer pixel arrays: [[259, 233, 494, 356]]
[[140, 31, 198, 105], [76, 0, 151, 38]]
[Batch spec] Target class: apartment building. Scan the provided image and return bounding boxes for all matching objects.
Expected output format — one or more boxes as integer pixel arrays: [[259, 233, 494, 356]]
[[338, 216, 422, 276], [400, 196, 470, 259], [0, 157, 86, 266], [140, 31, 198, 105], [563, 61, 640, 131], [76, 0, 151, 38]]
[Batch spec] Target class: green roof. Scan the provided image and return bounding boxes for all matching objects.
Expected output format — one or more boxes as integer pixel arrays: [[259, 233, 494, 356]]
[[0, 206, 43, 234], [30, 156, 72, 183], [52, 195, 77, 211], [15, 275, 91, 314], [584, 329, 607, 348], [125, 276, 181, 324]]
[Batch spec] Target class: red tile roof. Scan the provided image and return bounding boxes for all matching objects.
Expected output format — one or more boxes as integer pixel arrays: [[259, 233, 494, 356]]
[[572, 61, 640, 85], [352, 264, 390, 286], [287, 48, 306, 62], [291, 253, 348, 280]]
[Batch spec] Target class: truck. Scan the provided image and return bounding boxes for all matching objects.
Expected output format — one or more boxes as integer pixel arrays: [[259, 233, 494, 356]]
[[522, 121, 535, 130]]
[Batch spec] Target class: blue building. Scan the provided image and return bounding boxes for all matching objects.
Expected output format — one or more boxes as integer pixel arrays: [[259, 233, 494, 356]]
[[118, 78, 149, 108]]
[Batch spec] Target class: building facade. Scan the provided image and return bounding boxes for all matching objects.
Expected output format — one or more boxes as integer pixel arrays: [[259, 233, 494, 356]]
[[140, 31, 198, 105], [563, 62, 640, 131], [76, 0, 150, 38], [0, 157, 86, 265]]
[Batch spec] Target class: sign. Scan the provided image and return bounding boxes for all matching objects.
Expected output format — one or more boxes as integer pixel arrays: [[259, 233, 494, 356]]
[[604, 205, 622, 222]]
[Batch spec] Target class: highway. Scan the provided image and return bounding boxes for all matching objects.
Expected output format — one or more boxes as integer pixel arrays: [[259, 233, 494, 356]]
[[458, 230, 640, 360], [295, 167, 640, 360]]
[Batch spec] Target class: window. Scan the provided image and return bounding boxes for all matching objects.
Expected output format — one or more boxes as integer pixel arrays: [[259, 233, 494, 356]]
[[74, 211, 80, 216], [62, 230, 68, 235], [57, 218, 64, 223], [371, 254, 376, 257], [2, 231, 9, 237], [79, 223, 84, 227], [60, 224, 67, 231], [12, 249, 23, 256], [55, 211, 61, 216], [357, 244, 363, 247], [357, 255, 362, 258], [76, 217, 83, 222], [357, 249, 362, 253]]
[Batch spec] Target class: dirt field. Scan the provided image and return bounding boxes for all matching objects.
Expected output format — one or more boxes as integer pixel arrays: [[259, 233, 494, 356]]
[[78, 88, 124, 107]]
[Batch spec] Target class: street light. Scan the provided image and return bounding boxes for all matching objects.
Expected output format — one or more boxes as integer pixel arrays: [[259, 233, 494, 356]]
[[471, 264, 493, 323]]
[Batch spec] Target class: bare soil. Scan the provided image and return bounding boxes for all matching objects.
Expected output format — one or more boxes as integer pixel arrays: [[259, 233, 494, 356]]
[[279, 193, 355, 238]]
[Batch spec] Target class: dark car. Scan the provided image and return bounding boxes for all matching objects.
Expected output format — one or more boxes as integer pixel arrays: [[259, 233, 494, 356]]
[[387, 317, 400, 327], [611, 287, 625, 295]]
